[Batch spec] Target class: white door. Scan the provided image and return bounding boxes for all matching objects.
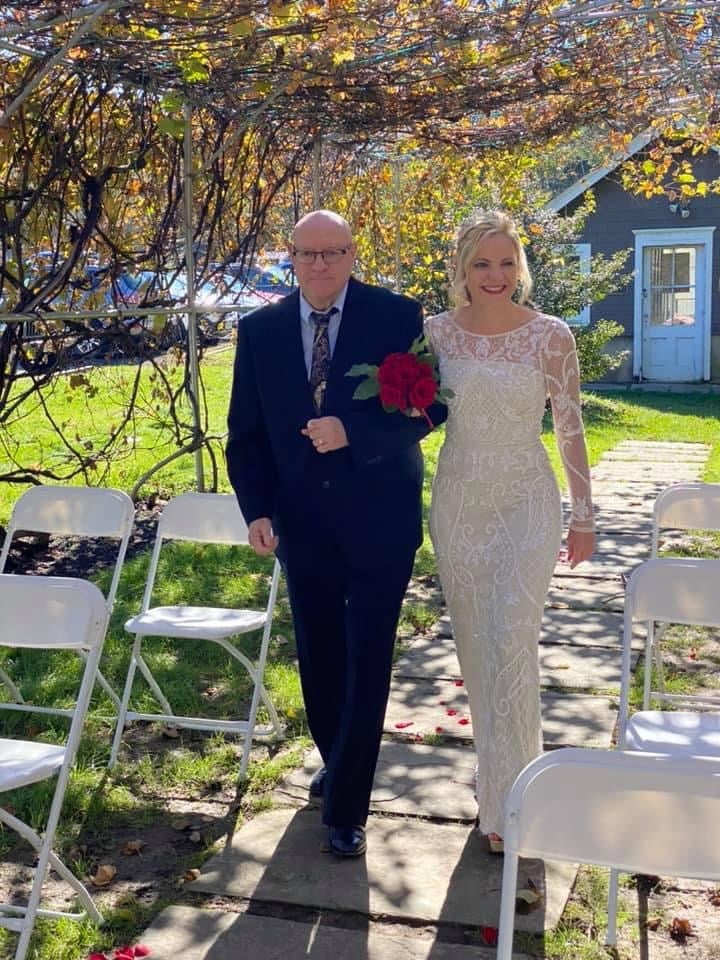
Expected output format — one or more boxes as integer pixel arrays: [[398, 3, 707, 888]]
[[641, 244, 705, 381]]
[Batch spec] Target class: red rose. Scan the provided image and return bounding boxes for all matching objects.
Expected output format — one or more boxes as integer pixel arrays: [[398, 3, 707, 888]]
[[379, 383, 404, 410], [409, 374, 437, 410], [378, 352, 421, 388]]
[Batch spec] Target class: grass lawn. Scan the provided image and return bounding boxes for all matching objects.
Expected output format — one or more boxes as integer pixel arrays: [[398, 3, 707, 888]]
[[0, 351, 719, 959]]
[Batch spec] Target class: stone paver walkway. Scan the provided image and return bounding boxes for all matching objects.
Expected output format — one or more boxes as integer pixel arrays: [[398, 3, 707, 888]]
[[138, 440, 709, 959]]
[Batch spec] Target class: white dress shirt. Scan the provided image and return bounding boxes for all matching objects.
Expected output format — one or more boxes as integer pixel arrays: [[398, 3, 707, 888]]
[[299, 285, 349, 377]]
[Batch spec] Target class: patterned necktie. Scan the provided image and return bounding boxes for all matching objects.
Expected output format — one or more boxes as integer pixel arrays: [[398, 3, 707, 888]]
[[309, 307, 338, 413]]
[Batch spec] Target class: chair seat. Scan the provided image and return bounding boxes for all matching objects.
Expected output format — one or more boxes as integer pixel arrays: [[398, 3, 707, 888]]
[[626, 711, 720, 757], [0, 739, 66, 792], [125, 605, 267, 639]]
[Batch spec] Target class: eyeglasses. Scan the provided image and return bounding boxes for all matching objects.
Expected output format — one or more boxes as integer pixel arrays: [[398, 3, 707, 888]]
[[291, 247, 351, 265]]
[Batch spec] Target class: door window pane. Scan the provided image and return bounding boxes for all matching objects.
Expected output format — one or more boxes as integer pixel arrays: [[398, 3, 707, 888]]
[[646, 246, 697, 326]]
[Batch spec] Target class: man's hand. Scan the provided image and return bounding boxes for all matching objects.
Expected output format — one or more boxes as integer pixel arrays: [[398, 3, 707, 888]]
[[301, 416, 349, 453], [248, 517, 278, 556]]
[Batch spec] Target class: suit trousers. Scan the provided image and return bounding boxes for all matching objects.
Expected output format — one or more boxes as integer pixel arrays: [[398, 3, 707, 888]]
[[283, 540, 415, 828]]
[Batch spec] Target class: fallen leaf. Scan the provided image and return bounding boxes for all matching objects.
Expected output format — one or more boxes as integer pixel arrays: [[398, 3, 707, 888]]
[[688, 646, 698, 661], [708, 890, 720, 906], [90, 863, 117, 887], [645, 917, 662, 931], [516, 885, 543, 914], [121, 840, 145, 856], [670, 917, 694, 942], [183, 868, 201, 882], [189, 830, 202, 844], [161, 724, 181, 739]]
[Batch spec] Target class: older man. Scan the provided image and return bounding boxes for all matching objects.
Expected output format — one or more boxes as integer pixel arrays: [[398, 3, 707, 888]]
[[226, 210, 447, 856]]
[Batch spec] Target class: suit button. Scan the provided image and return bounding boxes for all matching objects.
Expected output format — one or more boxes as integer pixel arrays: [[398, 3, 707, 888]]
[[321, 480, 331, 489]]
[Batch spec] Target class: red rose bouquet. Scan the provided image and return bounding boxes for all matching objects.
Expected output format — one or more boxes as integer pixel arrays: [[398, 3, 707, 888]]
[[346, 334, 452, 427]]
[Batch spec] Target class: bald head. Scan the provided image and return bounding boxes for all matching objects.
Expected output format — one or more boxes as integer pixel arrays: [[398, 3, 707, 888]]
[[289, 209, 356, 311], [292, 210, 353, 247]]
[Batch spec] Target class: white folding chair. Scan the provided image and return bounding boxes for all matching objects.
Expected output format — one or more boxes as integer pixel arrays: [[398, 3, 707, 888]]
[[0, 484, 135, 717], [109, 492, 284, 776], [607, 558, 720, 948], [651, 482, 720, 558], [0, 574, 108, 960], [497, 747, 720, 957], [647, 483, 720, 701], [617, 557, 720, 756]]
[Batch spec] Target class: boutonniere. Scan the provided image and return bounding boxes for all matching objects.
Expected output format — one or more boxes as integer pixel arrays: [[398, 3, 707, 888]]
[[346, 334, 452, 427]]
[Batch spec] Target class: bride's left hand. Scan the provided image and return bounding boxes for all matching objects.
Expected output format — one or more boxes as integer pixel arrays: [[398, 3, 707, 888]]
[[566, 528, 595, 569]]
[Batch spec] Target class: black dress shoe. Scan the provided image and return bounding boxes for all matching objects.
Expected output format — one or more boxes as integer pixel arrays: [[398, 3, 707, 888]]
[[327, 825, 366, 857], [308, 767, 327, 799]]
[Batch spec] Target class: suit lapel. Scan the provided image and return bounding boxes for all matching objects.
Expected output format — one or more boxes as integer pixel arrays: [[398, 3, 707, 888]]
[[271, 293, 316, 418], [324, 278, 369, 412]]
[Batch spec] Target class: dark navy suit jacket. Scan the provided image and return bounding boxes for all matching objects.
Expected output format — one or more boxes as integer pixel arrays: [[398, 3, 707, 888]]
[[226, 277, 448, 569]]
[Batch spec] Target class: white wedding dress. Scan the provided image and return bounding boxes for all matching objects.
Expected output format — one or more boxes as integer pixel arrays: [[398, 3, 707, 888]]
[[426, 310, 594, 836]]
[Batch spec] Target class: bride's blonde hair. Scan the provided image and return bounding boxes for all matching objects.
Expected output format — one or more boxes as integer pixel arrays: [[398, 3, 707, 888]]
[[450, 209, 533, 307]]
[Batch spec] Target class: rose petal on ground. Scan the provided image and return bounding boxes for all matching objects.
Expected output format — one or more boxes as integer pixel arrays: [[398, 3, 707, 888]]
[[478, 926, 498, 947]]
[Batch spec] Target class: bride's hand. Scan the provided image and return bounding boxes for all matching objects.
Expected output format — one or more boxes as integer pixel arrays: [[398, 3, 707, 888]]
[[566, 528, 595, 569]]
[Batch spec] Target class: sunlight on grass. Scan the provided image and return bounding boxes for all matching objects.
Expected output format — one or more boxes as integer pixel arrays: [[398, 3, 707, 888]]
[[1, 352, 720, 960], [4, 354, 718, 527]]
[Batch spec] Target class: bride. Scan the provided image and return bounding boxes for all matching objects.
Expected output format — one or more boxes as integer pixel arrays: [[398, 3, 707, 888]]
[[426, 210, 595, 853]]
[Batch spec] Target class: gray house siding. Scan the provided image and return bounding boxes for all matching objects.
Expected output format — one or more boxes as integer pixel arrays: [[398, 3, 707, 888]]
[[562, 148, 720, 382]]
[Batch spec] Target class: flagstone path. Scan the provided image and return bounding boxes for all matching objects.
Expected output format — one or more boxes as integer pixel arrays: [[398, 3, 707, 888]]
[[138, 439, 709, 960]]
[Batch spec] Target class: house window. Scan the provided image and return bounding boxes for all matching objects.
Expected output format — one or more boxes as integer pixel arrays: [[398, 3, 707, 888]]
[[561, 243, 591, 327]]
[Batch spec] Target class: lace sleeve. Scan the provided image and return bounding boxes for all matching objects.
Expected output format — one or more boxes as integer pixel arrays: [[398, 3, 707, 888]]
[[424, 313, 441, 353], [542, 320, 595, 532]]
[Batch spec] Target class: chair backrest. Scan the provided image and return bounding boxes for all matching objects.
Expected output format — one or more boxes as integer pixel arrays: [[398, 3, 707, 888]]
[[617, 557, 720, 744], [625, 557, 720, 628], [156, 493, 249, 544], [505, 747, 720, 880], [0, 574, 108, 651], [0, 485, 135, 610], [652, 483, 720, 556], [140, 493, 250, 613]]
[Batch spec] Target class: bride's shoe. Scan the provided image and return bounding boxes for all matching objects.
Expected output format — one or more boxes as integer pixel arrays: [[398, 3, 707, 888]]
[[487, 832, 504, 855], [474, 816, 504, 855]]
